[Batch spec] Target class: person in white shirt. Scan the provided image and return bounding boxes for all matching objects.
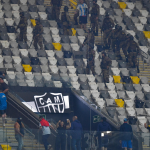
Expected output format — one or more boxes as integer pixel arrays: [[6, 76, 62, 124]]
[[75, 0, 88, 31]]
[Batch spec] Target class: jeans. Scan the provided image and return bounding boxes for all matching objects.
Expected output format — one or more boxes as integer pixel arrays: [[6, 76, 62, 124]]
[[55, 136, 66, 150], [15, 134, 23, 150], [42, 134, 50, 150], [72, 138, 81, 150]]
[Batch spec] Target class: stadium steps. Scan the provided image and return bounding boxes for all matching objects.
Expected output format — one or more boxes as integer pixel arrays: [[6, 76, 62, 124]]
[[44, 0, 102, 43], [0, 118, 45, 150], [119, 49, 150, 83]]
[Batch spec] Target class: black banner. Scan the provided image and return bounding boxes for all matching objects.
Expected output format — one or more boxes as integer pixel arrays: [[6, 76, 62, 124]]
[[10, 87, 71, 113]]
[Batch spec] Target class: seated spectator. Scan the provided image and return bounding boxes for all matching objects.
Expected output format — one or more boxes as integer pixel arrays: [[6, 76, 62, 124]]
[[120, 118, 133, 150], [0, 93, 7, 126], [55, 119, 71, 150], [0, 77, 8, 94], [97, 117, 112, 150]]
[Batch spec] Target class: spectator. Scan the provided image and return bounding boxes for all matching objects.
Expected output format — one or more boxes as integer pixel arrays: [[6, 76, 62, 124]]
[[70, 116, 83, 150], [14, 118, 24, 150], [39, 116, 55, 150], [75, 0, 88, 31], [0, 93, 7, 126], [55, 119, 71, 150], [120, 118, 133, 150], [0, 77, 9, 94], [97, 117, 112, 150]]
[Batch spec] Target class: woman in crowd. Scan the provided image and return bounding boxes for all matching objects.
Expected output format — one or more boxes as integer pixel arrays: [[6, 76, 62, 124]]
[[55, 119, 71, 150]]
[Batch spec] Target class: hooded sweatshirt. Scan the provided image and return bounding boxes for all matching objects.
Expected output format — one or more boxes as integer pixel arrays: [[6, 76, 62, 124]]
[[70, 120, 83, 139]]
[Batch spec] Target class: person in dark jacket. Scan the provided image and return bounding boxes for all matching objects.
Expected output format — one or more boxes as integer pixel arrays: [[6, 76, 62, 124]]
[[120, 118, 133, 150], [97, 117, 112, 150], [70, 116, 83, 150]]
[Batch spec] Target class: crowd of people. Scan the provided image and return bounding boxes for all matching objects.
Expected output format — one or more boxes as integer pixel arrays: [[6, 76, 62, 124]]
[[14, 115, 134, 150]]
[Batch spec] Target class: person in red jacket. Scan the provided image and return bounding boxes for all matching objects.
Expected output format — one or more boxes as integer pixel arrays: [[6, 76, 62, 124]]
[[39, 116, 55, 150]]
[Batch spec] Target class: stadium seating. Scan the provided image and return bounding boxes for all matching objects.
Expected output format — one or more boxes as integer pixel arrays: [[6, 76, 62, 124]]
[[0, 0, 149, 135]]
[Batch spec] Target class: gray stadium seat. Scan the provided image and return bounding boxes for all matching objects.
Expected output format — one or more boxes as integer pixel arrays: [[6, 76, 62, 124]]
[[10, 41, 18, 48], [10, 0, 19, 4], [16, 72, 25, 80], [11, 48, 20, 56], [3, 48, 11, 56], [116, 108, 126, 116], [3, 4, 11, 11], [144, 24, 150, 31], [117, 91, 126, 99], [106, 107, 116, 118], [28, 0, 35, 5], [136, 91, 144, 100], [131, 17, 139, 23], [40, 65, 49, 73], [14, 64, 23, 72], [22, 57, 30, 64], [62, 43, 71, 51], [57, 58, 65, 66], [39, 57, 48, 65], [132, 9, 141, 17], [139, 39, 148, 46], [140, 77, 148, 84], [18, 42, 28, 49], [65, 58, 74, 66], [61, 36, 70, 43], [120, 68, 129, 76], [95, 75, 103, 83], [37, 5, 46, 12], [114, 16, 123, 24], [55, 51, 64, 59], [43, 35, 52, 43], [124, 84, 134, 91], [20, 5, 28, 12], [4, 11, 12, 18], [45, 43, 53, 50], [69, 36, 78, 43], [58, 66, 67, 74], [32, 65, 41, 73], [31, 57, 39, 65], [30, 12, 38, 19], [82, 90, 91, 99], [98, 83, 106, 91], [108, 52, 116, 60], [0, 33, 8, 40], [145, 101, 150, 108], [136, 31, 145, 40], [80, 81, 89, 90], [36, 0, 44, 5], [76, 67, 85, 74], [111, 1, 119, 9], [115, 83, 124, 91], [76, 29, 85, 36], [129, 68, 137, 76], [41, 20, 49, 27], [136, 108, 144, 116], [100, 90, 109, 99], [118, 60, 127, 68], [37, 50, 46, 57], [133, 84, 142, 91], [106, 99, 115, 106], [103, 1, 110, 8]]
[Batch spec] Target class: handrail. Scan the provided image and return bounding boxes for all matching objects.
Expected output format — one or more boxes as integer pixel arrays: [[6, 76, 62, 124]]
[[7, 92, 39, 128], [7, 97, 39, 128]]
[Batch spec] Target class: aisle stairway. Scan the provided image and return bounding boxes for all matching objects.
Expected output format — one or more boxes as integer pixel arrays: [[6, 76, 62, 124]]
[[44, 0, 150, 84], [0, 118, 45, 150]]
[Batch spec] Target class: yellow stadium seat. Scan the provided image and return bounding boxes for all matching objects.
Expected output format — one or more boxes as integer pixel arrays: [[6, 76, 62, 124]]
[[130, 76, 140, 84], [1, 145, 11, 150], [71, 28, 76, 36], [22, 64, 32, 72], [69, 0, 77, 9], [113, 75, 121, 83], [52, 43, 62, 51], [115, 99, 124, 107], [143, 31, 150, 39], [30, 19, 36, 27], [118, 2, 127, 9]]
